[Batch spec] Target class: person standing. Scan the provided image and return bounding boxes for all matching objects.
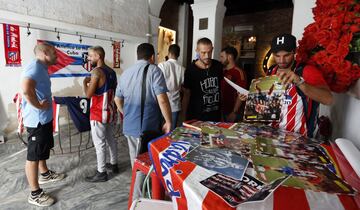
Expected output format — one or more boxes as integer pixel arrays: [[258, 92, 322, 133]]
[[114, 43, 172, 200], [219, 46, 247, 122], [182, 37, 223, 122], [83, 46, 119, 182], [158, 44, 185, 129], [21, 43, 65, 207]]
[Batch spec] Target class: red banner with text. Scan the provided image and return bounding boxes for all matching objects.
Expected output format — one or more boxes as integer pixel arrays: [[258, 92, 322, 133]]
[[3, 24, 21, 66]]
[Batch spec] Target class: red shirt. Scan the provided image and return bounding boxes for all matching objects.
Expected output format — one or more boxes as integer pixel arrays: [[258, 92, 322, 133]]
[[221, 67, 247, 115]]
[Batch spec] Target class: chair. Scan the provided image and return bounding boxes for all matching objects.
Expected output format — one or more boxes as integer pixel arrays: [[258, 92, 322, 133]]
[[128, 152, 165, 209], [129, 198, 172, 210]]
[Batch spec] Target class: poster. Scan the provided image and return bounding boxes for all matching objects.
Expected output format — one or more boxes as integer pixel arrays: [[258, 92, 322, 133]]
[[37, 40, 93, 77], [3, 24, 21, 66]]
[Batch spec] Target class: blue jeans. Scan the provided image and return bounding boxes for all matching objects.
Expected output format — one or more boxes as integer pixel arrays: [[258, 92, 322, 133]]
[[172, 111, 180, 130]]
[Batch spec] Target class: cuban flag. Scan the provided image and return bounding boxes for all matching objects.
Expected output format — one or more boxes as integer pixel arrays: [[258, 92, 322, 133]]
[[148, 136, 359, 210], [37, 40, 93, 78]]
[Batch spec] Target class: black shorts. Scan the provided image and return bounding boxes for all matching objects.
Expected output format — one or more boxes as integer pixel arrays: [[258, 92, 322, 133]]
[[26, 120, 54, 161]]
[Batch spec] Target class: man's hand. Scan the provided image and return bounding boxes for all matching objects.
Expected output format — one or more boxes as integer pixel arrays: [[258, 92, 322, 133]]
[[277, 70, 301, 86], [238, 93, 248, 101], [226, 112, 237, 122], [39, 99, 50, 110], [83, 77, 91, 86], [162, 121, 171, 133]]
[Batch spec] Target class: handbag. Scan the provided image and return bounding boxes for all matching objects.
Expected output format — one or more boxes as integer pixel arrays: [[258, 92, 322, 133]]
[[139, 64, 163, 154]]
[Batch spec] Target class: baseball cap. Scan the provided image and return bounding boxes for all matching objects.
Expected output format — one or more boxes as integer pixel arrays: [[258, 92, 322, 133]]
[[271, 33, 297, 53]]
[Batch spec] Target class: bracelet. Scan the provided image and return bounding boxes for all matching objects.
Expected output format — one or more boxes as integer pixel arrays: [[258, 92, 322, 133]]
[[295, 76, 305, 86]]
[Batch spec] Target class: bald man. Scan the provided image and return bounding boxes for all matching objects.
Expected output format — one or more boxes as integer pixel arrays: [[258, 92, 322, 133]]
[[21, 43, 65, 207]]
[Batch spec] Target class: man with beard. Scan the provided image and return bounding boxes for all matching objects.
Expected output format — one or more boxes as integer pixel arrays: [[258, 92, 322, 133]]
[[219, 46, 247, 122], [83, 46, 119, 182], [21, 43, 65, 206], [182, 37, 223, 121], [249, 34, 332, 137]]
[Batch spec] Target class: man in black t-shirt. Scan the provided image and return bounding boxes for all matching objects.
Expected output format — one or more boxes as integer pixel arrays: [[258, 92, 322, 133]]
[[181, 37, 223, 121]]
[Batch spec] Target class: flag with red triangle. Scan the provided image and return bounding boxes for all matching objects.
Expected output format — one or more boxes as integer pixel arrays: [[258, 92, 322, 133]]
[[37, 40, 93, 77]]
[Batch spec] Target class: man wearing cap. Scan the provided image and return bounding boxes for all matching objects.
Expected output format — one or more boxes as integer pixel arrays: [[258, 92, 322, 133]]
[[239, 33, 333, 138], [267, 33, 333, 137]]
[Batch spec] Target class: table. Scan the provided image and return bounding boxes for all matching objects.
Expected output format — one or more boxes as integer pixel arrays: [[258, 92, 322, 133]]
[[148, 123, 359, 210]]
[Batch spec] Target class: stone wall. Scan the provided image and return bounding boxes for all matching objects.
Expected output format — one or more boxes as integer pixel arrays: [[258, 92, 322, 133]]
[[223, 8, 293, 78]]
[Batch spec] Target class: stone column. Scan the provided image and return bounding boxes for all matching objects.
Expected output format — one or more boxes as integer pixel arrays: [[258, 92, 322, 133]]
[[190, 0, 226, 60]]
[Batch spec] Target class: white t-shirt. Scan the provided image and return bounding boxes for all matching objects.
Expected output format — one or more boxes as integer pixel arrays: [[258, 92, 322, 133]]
[[158, 58, 185, 112]]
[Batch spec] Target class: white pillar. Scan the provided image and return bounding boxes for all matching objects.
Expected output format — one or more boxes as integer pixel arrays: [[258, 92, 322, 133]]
[[191, 0, 226, 60], [148, 14, 162, 63], [177, 3, 190, 66]]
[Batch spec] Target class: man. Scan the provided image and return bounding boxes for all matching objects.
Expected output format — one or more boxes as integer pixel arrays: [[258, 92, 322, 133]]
[[241, 33, 333, 137], [114, 43, 171, 200], [21, 43, 65, 207], [219, 46, 247, 122], [158, 44, 185, 129], [182, 37, 223, 122], [83, 46, 119, 182]]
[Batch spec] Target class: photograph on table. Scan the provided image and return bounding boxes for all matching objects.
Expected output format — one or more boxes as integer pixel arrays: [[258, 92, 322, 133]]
[[252, 155, 357, 195], [182, 120, 235, 131], [243, 76, 285, 122], [254, 137, 332, 165], [185, 146, 249, 180], [168, 126, 203, 148], [200, 173, 289, 207]]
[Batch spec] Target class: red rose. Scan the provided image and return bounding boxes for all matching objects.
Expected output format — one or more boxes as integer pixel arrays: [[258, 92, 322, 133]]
[[312, 51, 328, 65], [325, 41, 338, 55]]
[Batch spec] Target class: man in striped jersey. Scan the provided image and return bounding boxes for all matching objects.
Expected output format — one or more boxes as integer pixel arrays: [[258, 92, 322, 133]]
[[267, 33, 333, 137], [239, 33, 333, 137], [83, 46, 119, 182]]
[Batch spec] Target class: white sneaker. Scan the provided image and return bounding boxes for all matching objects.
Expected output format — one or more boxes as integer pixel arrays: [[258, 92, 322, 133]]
[[28, 191, 55, 207], [38, 170, 65, 184]]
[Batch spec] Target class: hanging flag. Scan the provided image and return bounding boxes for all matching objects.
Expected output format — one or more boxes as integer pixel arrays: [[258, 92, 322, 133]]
[[3, 24, 21, 66], [37, 40, 93, 77], [113, 41, 120, 68]]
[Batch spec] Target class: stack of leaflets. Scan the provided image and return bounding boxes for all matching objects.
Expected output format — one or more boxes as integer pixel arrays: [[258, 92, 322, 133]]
[[243, 75, 286, 122]]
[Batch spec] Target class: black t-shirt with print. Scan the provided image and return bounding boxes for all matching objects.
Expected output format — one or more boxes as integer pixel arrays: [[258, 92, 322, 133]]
[[183, 59, 223, 121]]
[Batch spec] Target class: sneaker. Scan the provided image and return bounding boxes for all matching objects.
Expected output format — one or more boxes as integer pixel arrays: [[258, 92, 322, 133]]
[[28, 191, 55, 207], [85, 171, 108, 182], [38, 170, 65, 184], [105, 163, 119, 174]]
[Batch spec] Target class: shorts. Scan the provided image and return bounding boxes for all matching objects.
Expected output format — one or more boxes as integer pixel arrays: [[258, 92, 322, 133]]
[[26, 120, 54, 161]]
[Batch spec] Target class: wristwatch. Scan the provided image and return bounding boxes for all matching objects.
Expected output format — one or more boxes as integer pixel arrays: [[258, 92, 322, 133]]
[[295, 76, 305, 86]]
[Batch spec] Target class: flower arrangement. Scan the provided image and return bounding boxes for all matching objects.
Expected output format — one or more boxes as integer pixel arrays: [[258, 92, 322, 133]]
[[296, 0, 360, 92]]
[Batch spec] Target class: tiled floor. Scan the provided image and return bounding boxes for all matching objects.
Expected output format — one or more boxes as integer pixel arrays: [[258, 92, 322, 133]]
[[0, 127, 132, 210]]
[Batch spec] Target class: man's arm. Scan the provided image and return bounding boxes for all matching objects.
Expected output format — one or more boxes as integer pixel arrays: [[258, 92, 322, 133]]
[[277, 70, 333, 105], [114, 96, 124, 114], [157, 93, 172, 133], [21, 78, 49, 110], [181, 87, 191, 120], [83, 69, 101, 98]]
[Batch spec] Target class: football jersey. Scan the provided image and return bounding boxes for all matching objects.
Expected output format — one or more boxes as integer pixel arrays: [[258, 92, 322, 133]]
[[90, 66, 118, 124], [267, 63, 326, 137], [53, 96, 90, 132]]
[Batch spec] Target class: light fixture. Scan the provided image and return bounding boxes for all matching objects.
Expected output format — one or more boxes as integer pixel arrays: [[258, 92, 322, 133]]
[[262, 49, 272, 73], [26, 23, 31, 36], [248, 36, 256, 43]]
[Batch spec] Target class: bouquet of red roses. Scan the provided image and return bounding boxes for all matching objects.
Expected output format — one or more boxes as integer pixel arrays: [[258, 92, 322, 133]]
[[296, 0, 360, 92]]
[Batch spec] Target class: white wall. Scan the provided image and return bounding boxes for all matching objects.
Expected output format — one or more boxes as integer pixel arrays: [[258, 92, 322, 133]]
[[0, 0, 148, 37], [292, 0, 360, 148], [0, 1, 149, 135]]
